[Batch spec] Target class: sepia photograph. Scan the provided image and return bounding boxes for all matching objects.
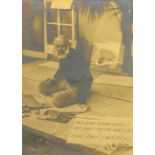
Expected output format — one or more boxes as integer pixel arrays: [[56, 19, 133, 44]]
[[22, 0, 133, 155]]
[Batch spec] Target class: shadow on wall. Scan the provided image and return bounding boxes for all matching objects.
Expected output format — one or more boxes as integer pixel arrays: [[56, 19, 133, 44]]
[[78, 11, 122, 66], [22, 0, 44, 52]]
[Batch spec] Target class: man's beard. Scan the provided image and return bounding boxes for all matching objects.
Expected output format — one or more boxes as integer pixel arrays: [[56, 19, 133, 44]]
[[57, 50, 68, 60], [52, 46, 69, 61], [58, 50, 65, 55]]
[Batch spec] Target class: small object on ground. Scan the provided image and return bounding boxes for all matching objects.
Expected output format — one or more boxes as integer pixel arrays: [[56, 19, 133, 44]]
[[37, 110, 77, 123], [22, 95, 53, 110], [35, 108, 41, 115], [22, 106, 31, 113], [22, 106, 31, 117], [78, 104, 91, 113], [22, 113, 31, 118], [23, 103, 52, 110]]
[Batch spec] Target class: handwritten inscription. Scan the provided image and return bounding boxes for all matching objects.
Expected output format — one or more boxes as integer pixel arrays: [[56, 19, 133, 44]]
[[67, 117, 132, 149]]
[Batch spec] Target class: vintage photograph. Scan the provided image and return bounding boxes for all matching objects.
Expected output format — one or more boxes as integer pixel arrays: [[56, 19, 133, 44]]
[[22, 0, 133, 155]]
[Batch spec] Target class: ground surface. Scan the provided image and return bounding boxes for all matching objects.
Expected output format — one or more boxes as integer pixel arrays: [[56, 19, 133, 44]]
[[22, 57, 133, 155]]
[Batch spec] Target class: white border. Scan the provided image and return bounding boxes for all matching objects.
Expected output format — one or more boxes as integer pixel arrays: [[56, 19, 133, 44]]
[[0, 0, 22, 155], [0, 0, 155, 155], [134, 0, 155, 155]]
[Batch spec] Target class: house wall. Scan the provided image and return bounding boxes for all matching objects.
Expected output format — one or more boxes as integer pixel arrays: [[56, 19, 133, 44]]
[[22, 0, 44, 52], [78, 12, 122, 59], [22, 0, 122, 59], [79, 13, 121, 44]]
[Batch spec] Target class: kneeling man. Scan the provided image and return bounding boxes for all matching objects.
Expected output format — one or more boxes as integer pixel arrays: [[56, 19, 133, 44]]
[[39, 35, 93, 112]]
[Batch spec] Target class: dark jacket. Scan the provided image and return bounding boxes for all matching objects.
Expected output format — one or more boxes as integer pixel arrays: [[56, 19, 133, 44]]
[[53, 48, 93, 104]]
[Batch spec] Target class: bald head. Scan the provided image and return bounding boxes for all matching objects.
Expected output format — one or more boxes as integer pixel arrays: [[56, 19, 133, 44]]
[[53, 35, 69, 60], [54, 35, 68, 46]]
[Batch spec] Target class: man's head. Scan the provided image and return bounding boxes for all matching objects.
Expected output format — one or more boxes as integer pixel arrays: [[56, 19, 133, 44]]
[[53, 35, 69, 60]]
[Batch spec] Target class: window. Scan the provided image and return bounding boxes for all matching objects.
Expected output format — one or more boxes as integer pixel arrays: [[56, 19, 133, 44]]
[[44, 0, 76, 54]]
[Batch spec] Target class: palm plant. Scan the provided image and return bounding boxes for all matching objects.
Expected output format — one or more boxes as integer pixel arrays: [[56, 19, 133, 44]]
[[77, 0, 133, 76]]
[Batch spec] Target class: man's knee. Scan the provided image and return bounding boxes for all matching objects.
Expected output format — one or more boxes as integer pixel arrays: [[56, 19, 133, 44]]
[[39, 79, 58, 96], [52, 93, 65, 108]]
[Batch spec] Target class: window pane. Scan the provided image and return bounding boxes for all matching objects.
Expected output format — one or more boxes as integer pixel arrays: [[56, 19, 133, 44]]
[[60, 26, 72, 40], [60, 10, 72, 24], [46, 2, 57, 22], [47, 25, 57, 44]]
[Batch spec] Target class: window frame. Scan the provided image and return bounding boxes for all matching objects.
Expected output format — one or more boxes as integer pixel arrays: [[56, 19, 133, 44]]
[[44, 0, 76, 54]]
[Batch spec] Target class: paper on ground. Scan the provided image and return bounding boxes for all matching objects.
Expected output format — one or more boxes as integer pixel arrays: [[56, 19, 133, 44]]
[[67, 116, 132, 154]]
